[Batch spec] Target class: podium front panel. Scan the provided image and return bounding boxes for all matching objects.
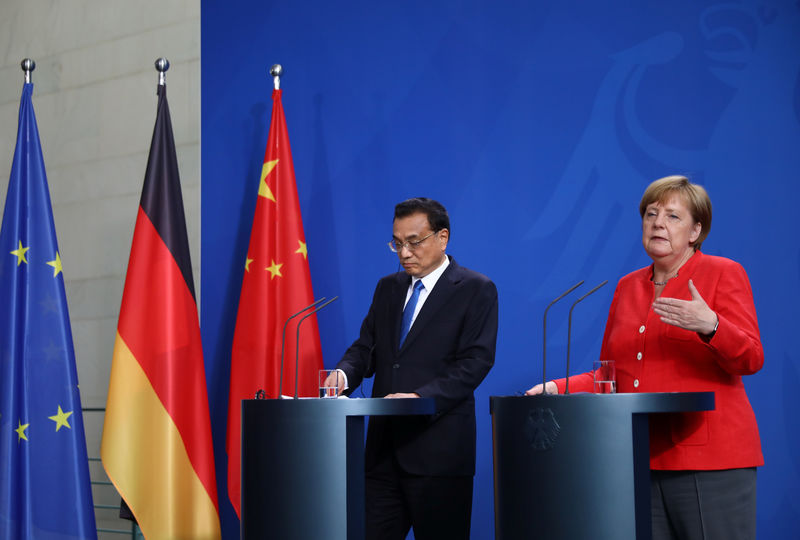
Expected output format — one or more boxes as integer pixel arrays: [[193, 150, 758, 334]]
[[241, 398, 434, 540], [490, 392, 713, 540]]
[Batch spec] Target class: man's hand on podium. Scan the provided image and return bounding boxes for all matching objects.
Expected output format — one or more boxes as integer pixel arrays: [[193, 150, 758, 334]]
[[385, 392, 420, 399], [323, 369, 347, 396]]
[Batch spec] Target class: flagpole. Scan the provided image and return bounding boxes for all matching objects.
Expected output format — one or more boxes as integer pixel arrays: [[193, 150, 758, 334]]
[[228, 60, 325, 513], [21, 58, 35, 83], [101, 56, 221, 539], [270, 63, 282, 90], [3, 54, 98, 539], [155, 57, 170, 85]]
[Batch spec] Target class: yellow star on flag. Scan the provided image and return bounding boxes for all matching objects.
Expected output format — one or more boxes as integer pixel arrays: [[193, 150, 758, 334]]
[[48, 405, 73, 431], [266, 260, 283, 279], [10, 240, 29, 266], [295, 240, 308, 259], [47, 252, 63, 276], [258, 159, 279, 202], [16, 420, 29, 442], [245, 257, 254, 272]]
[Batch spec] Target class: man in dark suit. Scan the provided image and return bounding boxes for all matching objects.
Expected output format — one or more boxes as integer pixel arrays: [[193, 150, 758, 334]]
[[329, 197, 498, 540]]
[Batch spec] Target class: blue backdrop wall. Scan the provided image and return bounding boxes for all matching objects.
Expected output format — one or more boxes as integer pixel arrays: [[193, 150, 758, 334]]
[[201, 1, 800, 537]]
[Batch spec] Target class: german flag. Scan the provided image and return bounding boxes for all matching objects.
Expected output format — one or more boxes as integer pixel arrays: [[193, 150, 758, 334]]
[[101, 83, 220, 539]]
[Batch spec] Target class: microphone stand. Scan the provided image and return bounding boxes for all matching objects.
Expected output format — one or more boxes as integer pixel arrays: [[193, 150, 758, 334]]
[[295, 296, 339, 398], [278, 297, 327, 398], [542, 281, 583, 394], [564, 280, 608, 394]]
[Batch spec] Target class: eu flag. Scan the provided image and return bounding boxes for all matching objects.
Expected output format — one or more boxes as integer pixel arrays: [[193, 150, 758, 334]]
[[0, 83, 97, 538]]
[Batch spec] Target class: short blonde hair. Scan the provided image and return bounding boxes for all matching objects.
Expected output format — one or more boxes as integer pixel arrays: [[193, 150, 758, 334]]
[[639, 175, 712, 250]]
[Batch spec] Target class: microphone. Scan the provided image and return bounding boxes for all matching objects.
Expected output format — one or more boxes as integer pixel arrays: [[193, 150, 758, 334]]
[[294, 296, 339, 398], [564, 280, 608, 394], [278, 297, 327, 398], [542, 281, 583, 394]]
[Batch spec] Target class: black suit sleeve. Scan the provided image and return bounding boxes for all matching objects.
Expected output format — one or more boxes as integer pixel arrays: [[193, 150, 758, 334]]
[[336, 279, 383, 394]]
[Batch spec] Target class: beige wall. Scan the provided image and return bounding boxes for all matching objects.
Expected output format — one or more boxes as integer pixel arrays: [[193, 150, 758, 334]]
[[0, 1, 200, 535]]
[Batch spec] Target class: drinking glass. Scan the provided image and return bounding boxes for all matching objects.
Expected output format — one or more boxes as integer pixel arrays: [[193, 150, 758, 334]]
[[593, 360, 616, 394], [319, 369, 340, 398]]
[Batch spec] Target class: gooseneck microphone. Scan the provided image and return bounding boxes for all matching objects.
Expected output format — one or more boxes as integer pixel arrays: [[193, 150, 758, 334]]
[[542, 281, 583, 394], [278, 297, 327, 398], [294, 296, 339, 398], [564, 280, 608, 394]]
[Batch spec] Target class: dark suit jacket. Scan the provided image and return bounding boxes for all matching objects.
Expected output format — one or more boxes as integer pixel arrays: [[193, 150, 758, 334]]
[[337, 256, 498, 477]]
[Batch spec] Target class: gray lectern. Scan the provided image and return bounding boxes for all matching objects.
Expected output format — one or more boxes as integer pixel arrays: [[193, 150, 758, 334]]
[[241, 397, 434, 540], [490, 392, 714, 540]]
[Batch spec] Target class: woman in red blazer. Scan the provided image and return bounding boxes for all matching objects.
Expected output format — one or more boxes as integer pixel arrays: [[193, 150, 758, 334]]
[[528, 175, 763, 540]]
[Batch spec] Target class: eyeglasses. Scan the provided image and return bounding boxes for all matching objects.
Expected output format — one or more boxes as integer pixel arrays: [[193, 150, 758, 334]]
[[388, 231, 437, 253]]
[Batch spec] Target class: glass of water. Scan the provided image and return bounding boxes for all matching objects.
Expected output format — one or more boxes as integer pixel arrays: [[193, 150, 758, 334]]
[[319, 369, 340, 398], [593, 360, 616, 394]]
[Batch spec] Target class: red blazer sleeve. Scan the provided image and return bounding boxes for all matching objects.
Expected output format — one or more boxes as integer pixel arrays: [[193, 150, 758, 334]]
[[701, 258, 763, 375]]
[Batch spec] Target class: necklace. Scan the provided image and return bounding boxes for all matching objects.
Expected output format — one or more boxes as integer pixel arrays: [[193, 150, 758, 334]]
[[653, 273, 677, 286], [653, 250, 694, 286]]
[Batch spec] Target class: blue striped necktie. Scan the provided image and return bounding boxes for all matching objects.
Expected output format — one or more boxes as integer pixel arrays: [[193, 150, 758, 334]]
[[399, 280, 424, 348]]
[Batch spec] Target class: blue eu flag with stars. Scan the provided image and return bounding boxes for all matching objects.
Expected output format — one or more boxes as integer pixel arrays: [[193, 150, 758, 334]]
[[0, 83, 97, 539]]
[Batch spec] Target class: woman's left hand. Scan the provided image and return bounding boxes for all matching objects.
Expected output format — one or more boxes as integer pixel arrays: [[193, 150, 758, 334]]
[[653, 279, 718, 336]]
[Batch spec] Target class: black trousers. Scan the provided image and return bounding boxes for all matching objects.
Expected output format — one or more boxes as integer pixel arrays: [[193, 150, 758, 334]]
[[364, 452, 473, 540], [651, 468, 757, 540]]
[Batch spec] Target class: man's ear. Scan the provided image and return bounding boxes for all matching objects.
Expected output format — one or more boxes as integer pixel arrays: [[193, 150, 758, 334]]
[[438, 229, 449, 249]]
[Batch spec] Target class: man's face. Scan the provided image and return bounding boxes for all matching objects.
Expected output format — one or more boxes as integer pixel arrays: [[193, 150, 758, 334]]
[[392, 212, 449, 278]]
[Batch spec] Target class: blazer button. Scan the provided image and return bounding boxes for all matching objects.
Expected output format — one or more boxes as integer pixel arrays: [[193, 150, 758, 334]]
[[392, 363, 400, 369]]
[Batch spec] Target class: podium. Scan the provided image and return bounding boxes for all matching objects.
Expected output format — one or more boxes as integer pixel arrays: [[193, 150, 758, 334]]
[[490, 392, 714, 540], [241, 397, 435, 540]]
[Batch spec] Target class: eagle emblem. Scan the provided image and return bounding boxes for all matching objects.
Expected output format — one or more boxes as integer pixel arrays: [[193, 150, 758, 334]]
[[525, 408, 561, 451]]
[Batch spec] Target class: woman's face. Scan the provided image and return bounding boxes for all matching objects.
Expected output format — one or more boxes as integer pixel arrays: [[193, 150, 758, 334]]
[[642, 194, 701, 264]]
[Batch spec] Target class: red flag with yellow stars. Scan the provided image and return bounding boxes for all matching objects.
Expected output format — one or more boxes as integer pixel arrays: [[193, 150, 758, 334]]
[[226, 88, 323, 516]]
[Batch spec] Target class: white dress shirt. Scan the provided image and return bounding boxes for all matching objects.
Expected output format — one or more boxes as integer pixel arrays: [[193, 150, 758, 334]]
[[403, 255, 450, 328]]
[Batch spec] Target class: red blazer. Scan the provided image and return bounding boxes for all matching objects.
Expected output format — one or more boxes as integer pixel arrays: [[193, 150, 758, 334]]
[[557, 251, 764, 470]]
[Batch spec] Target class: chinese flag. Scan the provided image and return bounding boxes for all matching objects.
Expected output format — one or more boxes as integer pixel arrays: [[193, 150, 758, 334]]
[[226, 89, 323, 516], [101, 84, 221, 538]]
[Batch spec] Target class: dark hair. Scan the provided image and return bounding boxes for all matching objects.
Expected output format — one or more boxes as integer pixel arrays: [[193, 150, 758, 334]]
[[394, 198, 450, 233], [639, 175, 712, 250]]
